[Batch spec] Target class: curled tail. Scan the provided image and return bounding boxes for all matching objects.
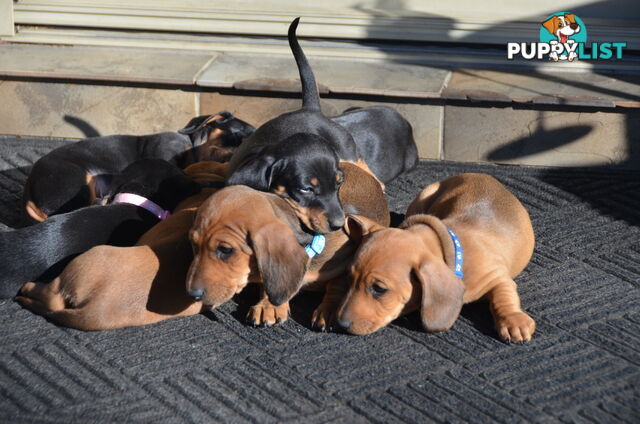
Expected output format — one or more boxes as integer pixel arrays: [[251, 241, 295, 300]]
[[288, 18, 320, 111]]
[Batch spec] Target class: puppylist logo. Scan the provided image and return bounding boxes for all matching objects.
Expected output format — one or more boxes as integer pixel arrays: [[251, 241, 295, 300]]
[[507, 12, 627, 62]]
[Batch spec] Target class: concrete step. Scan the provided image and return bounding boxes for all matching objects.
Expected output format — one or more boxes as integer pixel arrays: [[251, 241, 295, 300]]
[[0, 43, 638, 169]]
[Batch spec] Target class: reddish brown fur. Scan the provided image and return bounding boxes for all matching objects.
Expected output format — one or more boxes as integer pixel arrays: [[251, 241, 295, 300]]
[[186, 161, 390, 326], [194, 126, 235, 162], [15, 161, 227, 330], [25, 200, 48, 222], [333, 173, 536, 342]]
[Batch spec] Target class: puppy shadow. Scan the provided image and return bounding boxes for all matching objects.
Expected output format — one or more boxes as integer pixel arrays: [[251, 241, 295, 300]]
[[289, 290, 324, 330], [487, 124, 592, 161], [458, 301, 499, 339], [227, 283, 324, 330], [389, 211, 405, 228], [64, 115, 101, 138], [392, 301, 499, 339], [0, 165, 34, 229], [201, 309, 220, 323], [228, 283, 262, 324]]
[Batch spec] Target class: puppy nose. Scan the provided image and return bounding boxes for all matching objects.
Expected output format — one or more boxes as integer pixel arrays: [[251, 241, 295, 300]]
[[337, 318, 351, 330], [570, 23, 578, 30], [329, 222, 343, 231], [188, 287, 205, 301], [329, 215, 346, 230]]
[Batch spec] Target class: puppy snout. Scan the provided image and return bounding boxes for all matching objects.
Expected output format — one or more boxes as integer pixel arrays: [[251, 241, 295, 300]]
[[570, 23, 579, 30], [329, 212, 346, 231], [337, 318, 352, 330], [188, 287, 205, 301]]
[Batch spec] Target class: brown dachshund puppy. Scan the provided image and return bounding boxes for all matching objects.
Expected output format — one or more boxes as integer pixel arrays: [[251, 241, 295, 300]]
[[332, 173, 536, 342], [15, 161, 227, 330], [185, 162, 389, 326]]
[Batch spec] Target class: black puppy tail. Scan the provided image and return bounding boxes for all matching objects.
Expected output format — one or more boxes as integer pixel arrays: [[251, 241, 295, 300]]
[[288, 18, 321, 111]]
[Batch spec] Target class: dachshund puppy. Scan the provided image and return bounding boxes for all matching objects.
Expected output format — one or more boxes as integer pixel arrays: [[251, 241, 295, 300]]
[[15, 161, 227, 330], [24, 111, 253, 221], [181, 111, 255, 163], [332, 173, 536, 342], [0, 159, 201, 299], [186, 161, 389, 326], [330, 106, 418, 184], [227, 18, 359, 232]]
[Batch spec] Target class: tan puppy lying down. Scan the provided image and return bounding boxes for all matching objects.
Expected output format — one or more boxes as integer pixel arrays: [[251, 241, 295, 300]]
[[330, 173, 536, 342], [15, 162, 228, 330]]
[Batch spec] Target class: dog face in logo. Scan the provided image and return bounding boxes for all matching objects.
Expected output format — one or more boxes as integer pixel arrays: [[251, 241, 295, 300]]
[[542, 13, 581, 61], [542, 13, 581, 43]]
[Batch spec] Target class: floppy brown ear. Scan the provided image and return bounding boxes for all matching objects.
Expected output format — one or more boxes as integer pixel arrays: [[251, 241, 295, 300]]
[[344, 214, 385, 245], [251, 220, 308, 306], [414, 260, 465, 332], [541, 16, 558, 36], [565, 13, 577, 24]]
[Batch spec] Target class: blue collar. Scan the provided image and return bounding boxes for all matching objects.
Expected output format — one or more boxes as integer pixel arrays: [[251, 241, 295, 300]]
[[304, 234, 326, 259], [447, 228, 464, 278]]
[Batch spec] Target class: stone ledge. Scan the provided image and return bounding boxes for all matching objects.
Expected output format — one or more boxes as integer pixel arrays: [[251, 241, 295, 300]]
[[0, 80, 197, 138], [1, 43, 639, 110], [0, 44, 216, 85], [445, 69, 640, 109]]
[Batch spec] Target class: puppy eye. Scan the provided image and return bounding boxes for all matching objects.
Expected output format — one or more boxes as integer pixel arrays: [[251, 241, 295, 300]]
[[370, 283, 388, 297], [216, 245, 234, 259]]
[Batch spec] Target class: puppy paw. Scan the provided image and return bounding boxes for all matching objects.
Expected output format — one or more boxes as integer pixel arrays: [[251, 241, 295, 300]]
[[496, 311, 536, 343], [246, 300, 289, 327], [311, 302, 338, 332]]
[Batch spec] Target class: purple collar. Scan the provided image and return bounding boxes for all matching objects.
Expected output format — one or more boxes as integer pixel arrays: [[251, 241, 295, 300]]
[[111, 193, 171, 221]]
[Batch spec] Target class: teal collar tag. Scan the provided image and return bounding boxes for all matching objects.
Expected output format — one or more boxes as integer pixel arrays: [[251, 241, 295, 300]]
[[304, 234, 326, 259]]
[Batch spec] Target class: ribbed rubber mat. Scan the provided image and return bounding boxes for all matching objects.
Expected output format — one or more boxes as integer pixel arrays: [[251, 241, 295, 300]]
[[0, 136, 638, 423]]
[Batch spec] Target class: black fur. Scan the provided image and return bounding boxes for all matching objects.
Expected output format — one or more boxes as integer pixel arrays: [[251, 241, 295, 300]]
[[330, 106, 419, 183], [0, 159, 201, 298], [227, 18, 356, 230], [24, 112, 253, 218], [180, 111, 255, 150]]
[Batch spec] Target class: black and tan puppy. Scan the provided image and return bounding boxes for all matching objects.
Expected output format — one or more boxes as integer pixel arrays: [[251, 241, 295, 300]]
[[331, 106, 418, 184], [24, 111, 253, 221], [227, 18, 359, 232], [0, 159, 201, 299]]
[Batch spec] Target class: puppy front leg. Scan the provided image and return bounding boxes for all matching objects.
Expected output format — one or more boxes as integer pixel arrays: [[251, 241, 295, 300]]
[[487, 278, 536, 343], [246, 287, 290, 327], [311, 276, 349, 332]]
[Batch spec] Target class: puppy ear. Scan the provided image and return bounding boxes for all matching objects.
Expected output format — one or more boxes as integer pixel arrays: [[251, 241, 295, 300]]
[[565, 13, 576, 24], [541, 16, 558, 35], [227, 155, 278, 191], [414, 260, 465, 332], [210, 112, 255, 146], [344, 214, 385, 245], [251, 221, 308, 305], [179, 114, 221, 135]]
